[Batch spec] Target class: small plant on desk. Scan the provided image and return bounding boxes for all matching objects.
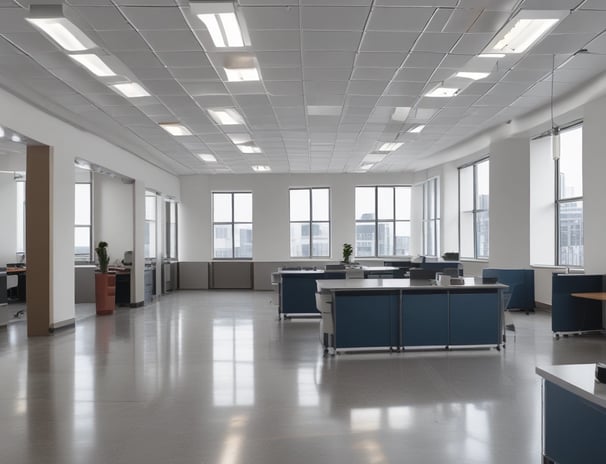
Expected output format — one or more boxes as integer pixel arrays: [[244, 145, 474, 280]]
[[342, 243, 353, 264]]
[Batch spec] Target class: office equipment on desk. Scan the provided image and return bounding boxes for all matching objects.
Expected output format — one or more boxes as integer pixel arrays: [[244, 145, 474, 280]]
[[551, 273, 604, 337], [409, 268, 437, 280], [316, 278, 508, 354], [536, 364, 606, 464]]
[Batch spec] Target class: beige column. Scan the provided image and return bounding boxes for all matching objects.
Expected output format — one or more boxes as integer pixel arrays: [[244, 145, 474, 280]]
[[25, 145, 52, 336]]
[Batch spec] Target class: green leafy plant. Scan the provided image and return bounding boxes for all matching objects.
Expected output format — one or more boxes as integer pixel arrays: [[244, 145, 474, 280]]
[[95, 241, 110, 274], [342, 243, 353, 264]]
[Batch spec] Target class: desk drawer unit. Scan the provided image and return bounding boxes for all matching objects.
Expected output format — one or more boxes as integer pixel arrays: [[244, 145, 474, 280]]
[[401, 292, 448, 347], [334, 291, 399, 350], [449, 291, 500, 346]]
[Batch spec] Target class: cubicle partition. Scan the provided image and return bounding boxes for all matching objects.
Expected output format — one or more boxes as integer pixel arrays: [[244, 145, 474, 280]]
[[482, 268, 535, 312], [551, 273, 604, 336]]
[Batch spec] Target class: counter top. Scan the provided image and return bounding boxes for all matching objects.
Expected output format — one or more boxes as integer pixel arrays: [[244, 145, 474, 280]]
[[536, 363, 606, 409], [317, 277, 507, 292], [276, 266, 398, 275]]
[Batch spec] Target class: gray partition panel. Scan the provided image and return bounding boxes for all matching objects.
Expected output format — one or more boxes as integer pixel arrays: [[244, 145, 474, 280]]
[[179, 262, 209, 289], [75, 266, 96, 303], [212, 262, 253, 289]]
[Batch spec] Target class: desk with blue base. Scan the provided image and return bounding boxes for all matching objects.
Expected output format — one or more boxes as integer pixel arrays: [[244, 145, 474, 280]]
[[277, 267, 398, 318], [536, 364, 606, 464], [316, 278, 507, 353]]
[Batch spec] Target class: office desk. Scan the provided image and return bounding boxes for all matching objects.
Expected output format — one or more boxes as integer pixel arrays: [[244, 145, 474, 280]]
[[316, 278, 507, 353], [571, 292, 606, 301], [276, 267, 398, 318], [536, 364, 606, 464], [6, 266, 26, 301]]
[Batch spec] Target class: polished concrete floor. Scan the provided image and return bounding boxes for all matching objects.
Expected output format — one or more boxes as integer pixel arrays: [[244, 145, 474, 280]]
[[1, 291, 606, 464]]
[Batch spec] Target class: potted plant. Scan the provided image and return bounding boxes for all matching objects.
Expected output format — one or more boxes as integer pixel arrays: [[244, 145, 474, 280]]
[[94, 241, 116, 315], [342, 243, 353, 264]]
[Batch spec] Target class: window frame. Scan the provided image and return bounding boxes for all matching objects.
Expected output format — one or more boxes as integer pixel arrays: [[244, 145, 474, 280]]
[[289, 187, 331, 258], [165, 199, 178, 260], [555, 123, 583, 267], [458, 157, 490, 260], [212, 191, 253, 260], [422, 177, 440, 257], [144, 190, 157, 259], [354, 185, 412, 258], [74, 174, 93, 263]]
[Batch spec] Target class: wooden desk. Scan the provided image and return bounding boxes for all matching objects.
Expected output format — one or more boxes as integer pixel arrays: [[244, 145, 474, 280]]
[[571, 292, 606, 301]]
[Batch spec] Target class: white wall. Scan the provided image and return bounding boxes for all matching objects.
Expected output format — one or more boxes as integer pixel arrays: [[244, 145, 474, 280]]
[[180, 172, 414, 262], [93, 173, 133, 265]]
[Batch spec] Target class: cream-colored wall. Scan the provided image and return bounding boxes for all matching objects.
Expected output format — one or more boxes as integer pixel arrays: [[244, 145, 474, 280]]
[[180, 172, 415, 262]]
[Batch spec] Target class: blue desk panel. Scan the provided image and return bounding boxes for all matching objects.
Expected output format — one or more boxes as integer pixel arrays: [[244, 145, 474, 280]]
[[334, 291, 400, 349], [281, 272, 344, 316], [544, 380, 606, 464], [482, 268, 534, 311], [402, 292, 448, 347], [551, 273, 603, 334], [449, 291, 500, 346]]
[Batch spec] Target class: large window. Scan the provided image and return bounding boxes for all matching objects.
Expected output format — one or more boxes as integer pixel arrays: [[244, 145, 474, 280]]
[[289, 188, 330, 257], [165, 200, 178, 260], [355, 186, 411, 257], [556, 125, 583, 266], [74, 170, 92, 262], [16, 179, 25, 256], [213, 192, 253, 259], [459, 159, 489, 259], [423, 178, 440, 257], [145, 191, 157, 259]]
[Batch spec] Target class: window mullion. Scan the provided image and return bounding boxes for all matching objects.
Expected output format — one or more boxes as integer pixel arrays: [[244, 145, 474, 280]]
[[309, 189, 313, 257]]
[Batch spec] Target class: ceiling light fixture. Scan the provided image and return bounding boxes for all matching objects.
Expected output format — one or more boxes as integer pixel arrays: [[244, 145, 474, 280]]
[[0, 126, 4, 138], [408, 125, 425, 134], [159, 123, 193, 136], [111, 82, 150, 98], [359, 163, 374, 171], [363, 153, 387, 163], [208, 108, 244, 125], [190, 1, 248, 48], [26, 5, 96, 52], [69, 54, 116, 77], [198, 154, 217, 162], [252, 165, 270, 172], [379, 142, 403, 152], [478, 53, 506, 58], [11, 134, 21, 143], [391, 107, 411, 122], [425, 86, 459, 98], [456, 72, 490, 80], [224, 66, 259, 82], [483, 10, 566, 55], [238, 143, 261, 154]]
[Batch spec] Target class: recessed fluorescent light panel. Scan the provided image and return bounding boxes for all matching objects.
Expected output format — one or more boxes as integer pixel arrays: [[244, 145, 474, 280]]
[[224, 67, 259, 82], [0, 126, 4, 138], [307, 105, 343, 116], [425, 87, 459, 98], [456, 72, 490, 80], [238, 143, 261, 154], [391, 107, 411, 122], [159, 123, 193, 136], [483, 10, 566, 54], [478, 53, 506, 58], [208, 108, 244, 125], [111, 82, 150, 98], [363, 153, 387, 163], [26, 5, 96, 52], [190, 1, 249, 48], [11, 134, 21, 143], [379, 142, 403, 152], [408, 125, 425, 134], [198, 154, 217, 162], [359, 163, 374, 171], [252, 165, 270, 172], [69, 54, 116, 77]]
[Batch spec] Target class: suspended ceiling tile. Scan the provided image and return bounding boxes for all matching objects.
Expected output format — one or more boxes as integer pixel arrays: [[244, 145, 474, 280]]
[[138, 30, 202, 52], [355, 52, 406, 68], [241, 6, 300, 30], [248, 30, 301, 51], [119, 6, 190, 30], [413, 32, 462, 53], [97, 30, 152, 51], [71, 6, 132, 30], [366, 7, 434, 31], [360, 31, 418, 52], [301, 6, 370, 30], [302, 30, 362, 51]]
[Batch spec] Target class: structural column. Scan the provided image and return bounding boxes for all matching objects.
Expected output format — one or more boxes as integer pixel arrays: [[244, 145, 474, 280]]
[[131, 180, 145, 305]]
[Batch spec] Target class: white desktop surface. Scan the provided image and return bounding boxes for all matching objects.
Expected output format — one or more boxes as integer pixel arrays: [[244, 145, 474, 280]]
[[536, 363, 606, 409]]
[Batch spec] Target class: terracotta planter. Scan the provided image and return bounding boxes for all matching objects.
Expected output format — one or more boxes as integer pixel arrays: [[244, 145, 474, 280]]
[[95, 272, 116, 315]]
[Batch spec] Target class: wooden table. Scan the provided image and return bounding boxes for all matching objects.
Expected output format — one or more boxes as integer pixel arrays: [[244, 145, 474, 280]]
[[571, 292, 606, 301]]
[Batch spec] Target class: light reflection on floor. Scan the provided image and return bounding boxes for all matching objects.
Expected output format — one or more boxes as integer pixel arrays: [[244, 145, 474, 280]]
[[1, 291, 606, 464]]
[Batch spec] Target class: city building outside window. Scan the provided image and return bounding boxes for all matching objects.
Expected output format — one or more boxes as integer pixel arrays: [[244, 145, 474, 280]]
[[423, 178, 440, 257], [289, 187, 330, 258], [459, 158, 489, 260], [213, 192, 253, 259], [556, 125, 583, 267], [355, 186, 411, 257]]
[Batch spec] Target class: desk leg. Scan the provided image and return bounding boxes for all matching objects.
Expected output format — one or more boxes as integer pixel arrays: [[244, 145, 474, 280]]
[[542, 455, 554, 464]]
